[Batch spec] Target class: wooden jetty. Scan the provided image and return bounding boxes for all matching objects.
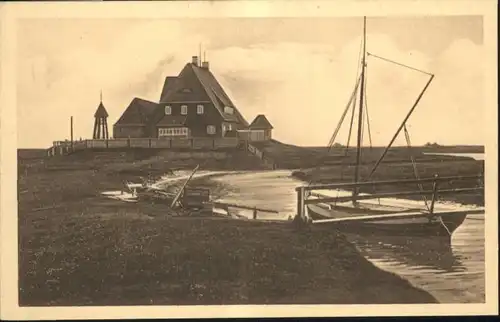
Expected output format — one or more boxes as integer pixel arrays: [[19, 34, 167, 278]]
[[212, 201, 279, 220], [295, 174, 484, 237]]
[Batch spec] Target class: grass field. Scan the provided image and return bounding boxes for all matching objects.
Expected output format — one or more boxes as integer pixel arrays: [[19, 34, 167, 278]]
[[18, 148, 440, 306]]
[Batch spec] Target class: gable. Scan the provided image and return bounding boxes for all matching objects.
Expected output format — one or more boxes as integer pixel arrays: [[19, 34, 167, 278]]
[[115, 98, 158, 126], [160, 64, 212, 103], [249, 115, 273, 129]]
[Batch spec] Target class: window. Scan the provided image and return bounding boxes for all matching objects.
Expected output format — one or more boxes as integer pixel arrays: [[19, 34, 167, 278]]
[[181, 105, 188, 115], [158, 127, 189, 137], [228, 124, 232, 131], [207, 125, 216, 135], [197, 105, 204, 114], [224, 106, 234, 115], [165, 106, 172, 115]]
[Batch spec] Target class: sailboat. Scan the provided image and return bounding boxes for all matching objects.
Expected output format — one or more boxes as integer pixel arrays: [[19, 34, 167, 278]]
[[300, 17, 484, 237]]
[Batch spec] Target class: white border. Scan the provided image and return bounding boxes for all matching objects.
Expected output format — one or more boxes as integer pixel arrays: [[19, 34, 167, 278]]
[[1, 0, 498, 320]]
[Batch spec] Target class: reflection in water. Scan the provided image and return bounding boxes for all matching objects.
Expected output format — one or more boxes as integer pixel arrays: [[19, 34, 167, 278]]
[[207, 170, 485, 303], [345, 233, 465, 273], [352, 215, 485, 303]]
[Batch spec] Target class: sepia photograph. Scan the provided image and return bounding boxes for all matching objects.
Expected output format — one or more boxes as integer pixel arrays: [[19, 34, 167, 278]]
[[1, 0, 497, 320]]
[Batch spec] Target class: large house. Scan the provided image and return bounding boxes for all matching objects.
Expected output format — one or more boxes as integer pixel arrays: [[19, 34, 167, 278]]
[[113, 56, 272, 140]]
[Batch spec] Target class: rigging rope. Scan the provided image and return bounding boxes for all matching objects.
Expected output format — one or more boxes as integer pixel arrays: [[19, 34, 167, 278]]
[[403, 125, 430, 212], [304, 38, 365, 191], [367, 52, 433, 76], [344, 86, 357, 156], [339, 38, 364, 181], [304, 38, 364, 187], [343, 38, 364, 156], [327, 76, 362, 148], [363, 62, 373, 149]]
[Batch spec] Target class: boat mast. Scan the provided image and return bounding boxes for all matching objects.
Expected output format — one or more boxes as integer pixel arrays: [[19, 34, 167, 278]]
[[352, 16, 367, 203]]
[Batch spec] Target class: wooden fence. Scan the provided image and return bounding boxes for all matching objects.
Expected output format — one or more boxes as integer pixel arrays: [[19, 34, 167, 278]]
[[48, 137, 240, 156], [295, 174, 485, 223], [247, 142, 277, 169]]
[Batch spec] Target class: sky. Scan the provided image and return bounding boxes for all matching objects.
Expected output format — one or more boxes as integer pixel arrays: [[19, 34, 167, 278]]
[[16, 16, 484, 148]]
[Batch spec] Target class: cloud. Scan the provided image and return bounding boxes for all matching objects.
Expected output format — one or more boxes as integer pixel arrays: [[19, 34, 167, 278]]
[[17, 20, 211, 147], [208, 34, 483, 147], [16, 20, 484, 148]]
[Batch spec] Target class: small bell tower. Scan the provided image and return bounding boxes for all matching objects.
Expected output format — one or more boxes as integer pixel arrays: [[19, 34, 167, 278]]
[[93, 91, 109, 139]]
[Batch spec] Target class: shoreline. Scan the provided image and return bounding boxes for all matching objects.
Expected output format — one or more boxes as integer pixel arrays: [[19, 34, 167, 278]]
[[18, 154, 440, 305]]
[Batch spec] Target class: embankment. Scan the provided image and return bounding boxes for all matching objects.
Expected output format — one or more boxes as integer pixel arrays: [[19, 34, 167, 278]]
[[18, 151, 437, 305], [250, 139, 483, 170]]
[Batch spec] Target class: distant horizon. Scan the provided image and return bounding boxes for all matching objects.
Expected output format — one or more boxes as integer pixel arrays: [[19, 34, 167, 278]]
[[17, 141, 486, 151]]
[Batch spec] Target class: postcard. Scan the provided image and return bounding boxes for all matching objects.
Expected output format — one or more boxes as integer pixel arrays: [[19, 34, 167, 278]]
[[1, 0, 497, 320]]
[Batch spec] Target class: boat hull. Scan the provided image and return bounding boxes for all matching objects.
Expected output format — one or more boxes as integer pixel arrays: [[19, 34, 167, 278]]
[[307, 204, 468, 237]]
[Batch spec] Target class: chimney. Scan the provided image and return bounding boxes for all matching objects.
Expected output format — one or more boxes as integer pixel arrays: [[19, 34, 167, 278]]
[[192, 56, 199, 66], [202, 61, 209, 69]]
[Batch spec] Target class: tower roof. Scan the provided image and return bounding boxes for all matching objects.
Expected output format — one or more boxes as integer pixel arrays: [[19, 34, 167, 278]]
[[94, 102, 109, 118]]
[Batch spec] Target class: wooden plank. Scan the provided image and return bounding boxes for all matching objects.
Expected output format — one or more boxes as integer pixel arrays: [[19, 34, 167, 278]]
[[305, 187, 483, 204], [300, 175, 483, 191], [31, 205, 63, 212], [212, 201, 279, 214], [312, 208, 485, 224]]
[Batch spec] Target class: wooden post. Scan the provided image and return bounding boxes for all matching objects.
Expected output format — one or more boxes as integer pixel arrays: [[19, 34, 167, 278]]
[[70, 116, 74, 152], [253, 207, 257, 220], [296, 186, 305, 222], [429, 174, 439, 214]]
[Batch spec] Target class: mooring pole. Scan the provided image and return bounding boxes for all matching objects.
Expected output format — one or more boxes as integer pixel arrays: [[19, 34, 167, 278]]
[[253, 207, 257, 220], [296, 186, 306, 222], [429, 174, 439, 214]]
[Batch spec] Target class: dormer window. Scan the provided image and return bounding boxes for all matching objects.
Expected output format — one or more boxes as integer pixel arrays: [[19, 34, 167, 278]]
[[224, 106, 234, 115], [182, 88, 192, 93], [197, 104, 204, 114], [181, 105, 188, 115], [165, 105, 172, 115]]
